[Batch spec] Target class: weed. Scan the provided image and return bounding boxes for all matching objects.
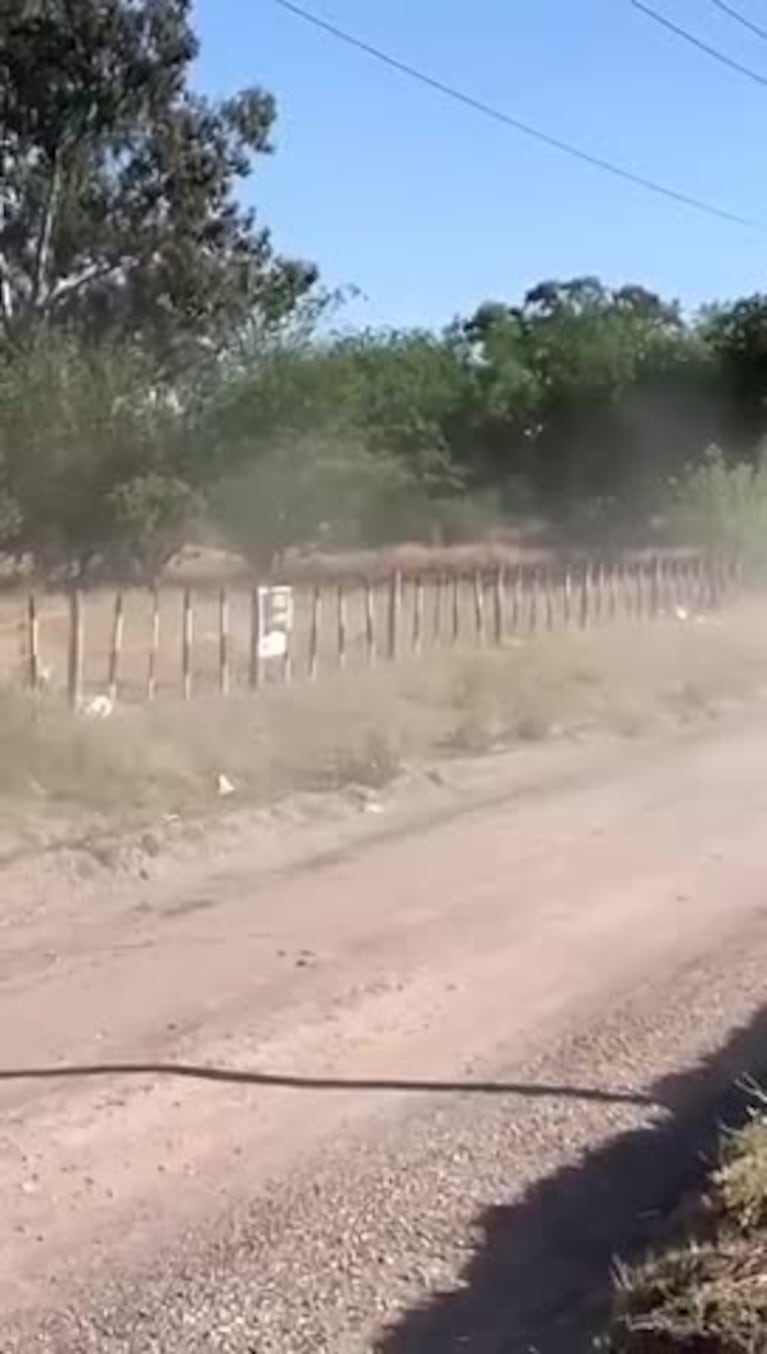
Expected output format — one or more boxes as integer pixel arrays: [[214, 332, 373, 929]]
[[3, 602, 767, 827], [608, 1102, 767, 1353]]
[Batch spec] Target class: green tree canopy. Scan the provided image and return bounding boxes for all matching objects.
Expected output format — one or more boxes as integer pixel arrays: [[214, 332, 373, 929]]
[[463, 278, 713, 514], [0, 335, 203, 579], [0, 0, 316, 356]]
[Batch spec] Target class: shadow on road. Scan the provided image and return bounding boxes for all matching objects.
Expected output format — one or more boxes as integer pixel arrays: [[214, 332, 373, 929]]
[[2, 1018, 764, 1351], [0, 1061, 654, 1105], [374, 1003, 767, 1354]]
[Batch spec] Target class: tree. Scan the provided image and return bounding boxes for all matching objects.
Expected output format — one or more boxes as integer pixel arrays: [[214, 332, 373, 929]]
[[202, 326, 469, 567], [212, 430, 416, 574], [464, 278, 710, 517], [702, 295, 767, 453], [0, 335, 203, 579], [324, 329, 474, 495], [460, 302, 543, 496], [0, 0, 316, 355], [670, 445, 767, 568], [198, 325, 477, 519]]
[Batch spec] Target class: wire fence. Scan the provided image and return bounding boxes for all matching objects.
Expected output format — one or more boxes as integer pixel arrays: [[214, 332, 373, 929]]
[[1, 552, 737, 709]]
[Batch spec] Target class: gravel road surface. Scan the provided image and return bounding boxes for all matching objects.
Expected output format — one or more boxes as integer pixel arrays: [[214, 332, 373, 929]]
[[2, 718, 767, 1351]]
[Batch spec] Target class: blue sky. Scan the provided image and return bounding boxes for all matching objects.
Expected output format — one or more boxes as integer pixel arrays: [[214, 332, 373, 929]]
[[193, 0, 767, 331]]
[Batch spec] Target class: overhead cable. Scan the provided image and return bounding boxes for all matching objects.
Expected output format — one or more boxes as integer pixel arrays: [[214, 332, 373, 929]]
[[273, 0, 763, 229]]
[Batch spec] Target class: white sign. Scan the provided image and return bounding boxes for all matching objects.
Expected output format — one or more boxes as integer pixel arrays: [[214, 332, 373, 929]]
[[257, 585, 293, 661], [258, 630, 288, 659]]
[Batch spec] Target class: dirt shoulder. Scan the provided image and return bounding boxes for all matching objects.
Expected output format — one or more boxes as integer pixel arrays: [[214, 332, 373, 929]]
[[2, 712, 767, 1348]]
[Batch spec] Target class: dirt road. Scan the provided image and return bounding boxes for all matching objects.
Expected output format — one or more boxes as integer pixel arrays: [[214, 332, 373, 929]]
[[2, 718, 767, 1351]]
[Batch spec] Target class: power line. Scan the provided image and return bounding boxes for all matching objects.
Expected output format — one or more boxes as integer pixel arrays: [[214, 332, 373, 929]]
[[272, 0, 763, 231], [708, 0, 767, 46], [632, 0, 767, 87]]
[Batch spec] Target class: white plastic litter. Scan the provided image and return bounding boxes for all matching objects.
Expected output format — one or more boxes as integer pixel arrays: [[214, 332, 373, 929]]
[[81, 694, 114, 719]]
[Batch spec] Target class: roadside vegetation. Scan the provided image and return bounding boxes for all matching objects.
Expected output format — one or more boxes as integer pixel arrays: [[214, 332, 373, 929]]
[[4, 5, 767, 588], [2, 601, 767, 823], [2, 2, 767, 824], [2, 7, 767, 1347], [608, 1096, 767, 1352]]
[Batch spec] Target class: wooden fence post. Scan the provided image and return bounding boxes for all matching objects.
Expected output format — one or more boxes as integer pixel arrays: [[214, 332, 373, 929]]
[[493, 565, 505, 645], [699, 552, 710, 612], [387, 570, 401, 660], [665, 557, 675, 615], [634, 562, 644, 619], [688, 555, 699, 611], [730, 551, 743, 595], [691, 552, 704, 612], [218, 588, 230, 695], [721, 550, 733, 605], [601, 560, 612, 622], [364, 579, 376, 665], [562, 567, 572, 627], [650, 555, 662, 618], [337, 581, 347, 669], [26, 594, 39, 692], [147, 588, 160, 700], [308, 585, 322, 680], [591, 562, 602, 625], [612, 563, 621, 622], [182, 588, 193, 700], [67, 588, 85, 710], [680, 557, 691, 613], [249, 586, 263, 689], [685, 556, 696, 613], [627, 562, 638, 619], [615, 560, 628, 620], [579, 563, 589, 629], [412, 574, 424, 655], [473, 569, 485, 646], [281, 626, 292, 685], [511, 566, 522, 633], [432, 573, 443, 645], [107, 590, 124, 704], [545, 566, 555, 630], [528, 566, 538, 633], [705, 554, 718, 610], [708, 552, 722, 609]]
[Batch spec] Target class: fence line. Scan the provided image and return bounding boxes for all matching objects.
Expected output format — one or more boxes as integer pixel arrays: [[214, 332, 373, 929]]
[[67, 589, 85, 709], [26, 593, 39, 692], [146, 588, 160, 701], [248, 586, 262, 690], [387, 570, 401, 661], [107, 590, 124, 703], [337, 582, 347, 671], [182, 588, 193, 701], [493, 566, 505, 646], [308, 585, 321, 680], [218, 588, 230, 696], [364, 578, 376, 666], [433, 573, 444, 644], [8, 552, 739, 706]]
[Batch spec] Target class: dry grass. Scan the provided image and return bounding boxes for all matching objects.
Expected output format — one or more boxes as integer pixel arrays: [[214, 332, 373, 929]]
[[608, 1099, 767, 1352], [163, 538, 698, 587], [0, 560, 710, 702], [2, 600, 767, 823]]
